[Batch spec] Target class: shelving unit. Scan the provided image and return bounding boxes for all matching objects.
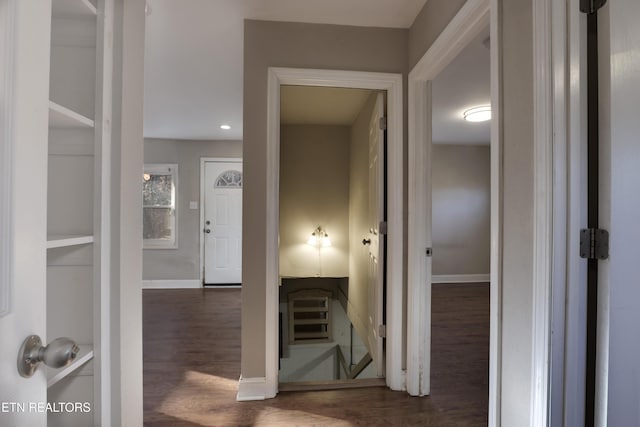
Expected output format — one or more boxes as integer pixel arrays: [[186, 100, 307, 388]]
[[47, 344, 94, 388], [47, 235, 94, 249], [45, 0, 108, 425], [49, 101, 94, 129], [52, 0, 97, 17]]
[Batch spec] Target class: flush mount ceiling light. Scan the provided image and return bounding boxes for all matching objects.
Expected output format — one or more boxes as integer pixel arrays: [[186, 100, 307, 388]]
[[463, 105, 491, 122], [220, 124, 231, 130]]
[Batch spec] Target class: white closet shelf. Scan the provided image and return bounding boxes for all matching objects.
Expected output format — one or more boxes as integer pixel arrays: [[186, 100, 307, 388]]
[[49, 101, 94, 129], [47, 235, 94, 249], [47, 344, 94, 388], [52, 0, 97, 18]]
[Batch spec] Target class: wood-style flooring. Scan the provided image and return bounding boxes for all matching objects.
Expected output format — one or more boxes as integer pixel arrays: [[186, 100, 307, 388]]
[[143, 284, 489, 426]]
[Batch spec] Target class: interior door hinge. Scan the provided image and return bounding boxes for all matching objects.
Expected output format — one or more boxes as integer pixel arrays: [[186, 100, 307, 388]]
[[580, 228, 609, 260], [378, 324, 386, 338], [379, 117, 387, 130], [379, 221, 387, 235], [580, 0, 607, 14], [426, 247, 433, 257]]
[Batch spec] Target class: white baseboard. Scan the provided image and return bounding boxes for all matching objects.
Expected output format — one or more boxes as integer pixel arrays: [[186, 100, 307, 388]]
[[432, 274, 490, 284], [142, 279, 202, 289], [236, 376, 267, 401]]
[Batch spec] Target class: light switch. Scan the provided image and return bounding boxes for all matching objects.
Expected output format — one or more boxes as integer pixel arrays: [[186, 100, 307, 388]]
[[189, 201, 198, 210]]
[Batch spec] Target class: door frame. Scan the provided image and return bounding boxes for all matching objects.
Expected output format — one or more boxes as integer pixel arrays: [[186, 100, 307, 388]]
[[265, 67, 404, 396], [407, 0, 491, 400], [408, 0, 576, 425], [199, 157, 243, 285]]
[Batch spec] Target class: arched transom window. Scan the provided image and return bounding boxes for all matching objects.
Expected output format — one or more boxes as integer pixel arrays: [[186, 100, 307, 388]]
[[215, 170, 242, 188]]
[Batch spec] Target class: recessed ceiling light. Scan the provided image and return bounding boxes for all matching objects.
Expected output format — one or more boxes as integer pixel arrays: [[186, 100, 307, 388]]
[[463, 106, 491, 122], [220, 124, 231, 130]]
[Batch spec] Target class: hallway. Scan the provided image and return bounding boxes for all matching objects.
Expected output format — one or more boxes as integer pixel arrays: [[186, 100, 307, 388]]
[[143, 286, 488, 426]]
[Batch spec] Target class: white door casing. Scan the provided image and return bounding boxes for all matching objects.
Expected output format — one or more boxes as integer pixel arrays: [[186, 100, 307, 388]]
[[203, 160, 243, 285], [367, 93, 385, 376], [258, 68, 404, 400], [407, 0, 490, 399]]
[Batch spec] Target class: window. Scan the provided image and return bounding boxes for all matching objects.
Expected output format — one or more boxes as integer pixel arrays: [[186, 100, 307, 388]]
[[215, 170, 242, 188], [143, 164, 178, 249]]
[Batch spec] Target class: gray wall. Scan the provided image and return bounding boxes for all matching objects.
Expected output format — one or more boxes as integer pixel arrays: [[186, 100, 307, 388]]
[[243, 19, 407, 379], [432, 145, 490, 275], [348, 92, 377, 347], [279, 125, 350, 278], [408, 0, 466, 69], [143, 138, 242, 280]]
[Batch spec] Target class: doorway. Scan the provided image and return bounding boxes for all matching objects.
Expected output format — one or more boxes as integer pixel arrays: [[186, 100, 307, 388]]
[[259, 68, 404, 398], [277, 86, 386, 387], [200, 158, 243, 286], [406, 0, 496, 416]]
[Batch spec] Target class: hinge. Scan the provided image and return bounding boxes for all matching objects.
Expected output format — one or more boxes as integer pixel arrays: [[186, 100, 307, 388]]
[[580, 0, 607, 14], [426, 247, 432, 257], [379, 117, 387, 130], [378, 324, 386, 338], [580, 228, 609, 260], [379, 221, 387, 235]]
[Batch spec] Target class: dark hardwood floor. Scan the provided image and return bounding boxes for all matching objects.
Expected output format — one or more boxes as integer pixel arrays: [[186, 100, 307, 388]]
[[143, 284, 489, 426]]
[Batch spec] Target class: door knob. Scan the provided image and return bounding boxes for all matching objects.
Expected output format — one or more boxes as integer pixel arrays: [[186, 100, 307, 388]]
[[362, 238, 371, 245], [204, 229, 211, 234], [18, 335, 80, 378]]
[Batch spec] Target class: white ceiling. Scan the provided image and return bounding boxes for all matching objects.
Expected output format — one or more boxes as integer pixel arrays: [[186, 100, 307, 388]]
[[431, 27, 491, 145], [280, 86, 373, 126], [143, 0, 489, 144], [143, 0, 427, 140]]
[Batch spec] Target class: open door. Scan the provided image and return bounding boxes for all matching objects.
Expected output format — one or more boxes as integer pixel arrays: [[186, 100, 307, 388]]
[[2, 1, 111, 425], [366, 92, 386, 377], [0, 0, 49, 424]]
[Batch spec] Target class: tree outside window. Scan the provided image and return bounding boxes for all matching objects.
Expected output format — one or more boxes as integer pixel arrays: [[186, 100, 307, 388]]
[[143, 164, 178, 249]]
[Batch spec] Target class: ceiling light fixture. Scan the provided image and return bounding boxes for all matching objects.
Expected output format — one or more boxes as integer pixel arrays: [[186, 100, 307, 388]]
[[220, 124, 231, 130], [463, 105, 491, 122]]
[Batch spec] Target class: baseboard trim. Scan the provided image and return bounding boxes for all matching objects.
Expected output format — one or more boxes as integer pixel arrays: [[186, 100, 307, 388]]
[[142, 279, 202, 289], [432, 274, 490, 284], [236, 376, 267, 401]]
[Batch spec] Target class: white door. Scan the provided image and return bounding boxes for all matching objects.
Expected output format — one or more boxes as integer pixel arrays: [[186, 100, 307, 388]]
[[366, 93, 386, 376], [0, 0, 49, 424], [203, 161, 243, 285], [598, 1, 640, 425]]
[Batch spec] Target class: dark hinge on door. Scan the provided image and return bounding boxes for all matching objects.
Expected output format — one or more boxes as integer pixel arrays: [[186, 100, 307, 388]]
[[379, 117, 387, 130], [579, 228, 609, 260], [580, 0, 607, 14], [378, 324, 386, 338], [379, 221, 387, 235]]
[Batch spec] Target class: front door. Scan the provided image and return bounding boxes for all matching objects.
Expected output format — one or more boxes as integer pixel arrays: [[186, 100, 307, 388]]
[[367, 92, 386, 376], [203, 160, 243, 285]]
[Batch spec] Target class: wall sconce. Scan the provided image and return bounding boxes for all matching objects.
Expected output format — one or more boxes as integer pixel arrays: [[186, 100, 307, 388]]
[[307, 226, 331, 247]]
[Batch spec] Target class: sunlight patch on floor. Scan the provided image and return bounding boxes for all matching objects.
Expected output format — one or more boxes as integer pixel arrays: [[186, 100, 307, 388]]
[[156, 370, 238, 425], [253, 407, 355, 426]]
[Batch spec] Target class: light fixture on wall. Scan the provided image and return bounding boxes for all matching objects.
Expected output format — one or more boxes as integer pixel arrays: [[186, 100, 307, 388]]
[[307, 226, 331, 277], [307, 226, 331, 247], [463, 105, 491, 122]]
